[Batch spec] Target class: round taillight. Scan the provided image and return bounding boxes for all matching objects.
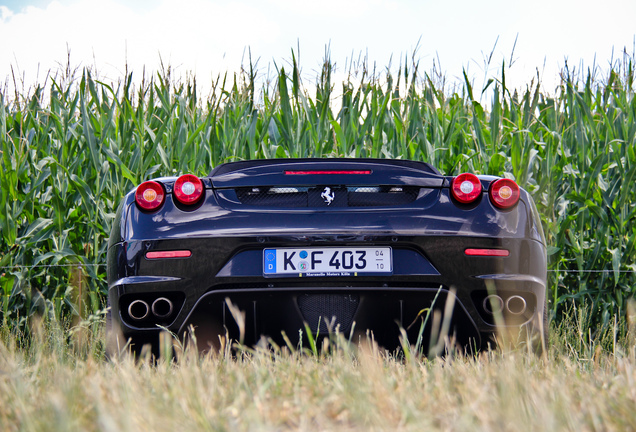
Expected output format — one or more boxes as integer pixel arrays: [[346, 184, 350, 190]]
[[174, 174, 204, 205], [135, 181, 165, 211], [451, 173, 482, 204], [489, 178, 520, 209]]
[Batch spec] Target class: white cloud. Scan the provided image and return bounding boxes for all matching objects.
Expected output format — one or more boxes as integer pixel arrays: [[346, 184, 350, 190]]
[[0, 0, 281, 91], [1, 0, 635, 96], [1, 6, 12, 20], [268, 0, 398, 17]]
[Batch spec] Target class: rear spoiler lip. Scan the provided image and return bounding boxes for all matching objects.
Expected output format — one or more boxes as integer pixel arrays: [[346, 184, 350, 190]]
[[209, 158, 444, 189], [209, 158, 442, 176]]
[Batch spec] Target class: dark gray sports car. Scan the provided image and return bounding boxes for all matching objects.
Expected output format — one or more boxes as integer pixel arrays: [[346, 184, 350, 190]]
[[107, 158, 548, 354]]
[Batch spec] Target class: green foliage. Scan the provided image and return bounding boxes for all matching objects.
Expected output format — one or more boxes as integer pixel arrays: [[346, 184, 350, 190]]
[[1, 53, 635, 334]]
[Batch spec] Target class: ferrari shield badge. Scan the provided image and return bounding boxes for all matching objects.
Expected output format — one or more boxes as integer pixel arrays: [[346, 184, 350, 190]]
[[321, 187, 335, 205]]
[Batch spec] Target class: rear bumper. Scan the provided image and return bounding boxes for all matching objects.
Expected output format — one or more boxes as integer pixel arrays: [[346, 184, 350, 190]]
[[107, 234, 546, 352]]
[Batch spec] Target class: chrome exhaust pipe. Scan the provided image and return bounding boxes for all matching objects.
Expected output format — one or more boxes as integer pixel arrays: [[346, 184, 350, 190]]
[[483, 295, 504, 314], [128, 300, 150, 320], [506, 296, 527, 315], [152, 297, 174, 318]]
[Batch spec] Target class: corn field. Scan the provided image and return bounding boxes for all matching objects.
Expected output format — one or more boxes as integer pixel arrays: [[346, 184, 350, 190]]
[[1, 54, 635, 337]]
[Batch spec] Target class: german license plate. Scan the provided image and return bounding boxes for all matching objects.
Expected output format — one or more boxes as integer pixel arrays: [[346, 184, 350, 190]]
[[263, 247, 392, 277]]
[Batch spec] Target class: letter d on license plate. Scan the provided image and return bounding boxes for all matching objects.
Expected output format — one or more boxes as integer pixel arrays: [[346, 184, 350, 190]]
[[263, 247, 392, 277]]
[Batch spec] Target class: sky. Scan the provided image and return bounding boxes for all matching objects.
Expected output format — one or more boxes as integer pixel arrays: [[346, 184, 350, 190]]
[[1, 0, 635, 97]]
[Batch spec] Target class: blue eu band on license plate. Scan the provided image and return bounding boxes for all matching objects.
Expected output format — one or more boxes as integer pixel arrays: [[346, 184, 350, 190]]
[[263, 247, 392, 277]]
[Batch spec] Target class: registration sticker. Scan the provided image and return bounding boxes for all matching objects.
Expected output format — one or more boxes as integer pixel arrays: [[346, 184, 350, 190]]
[[263, 247, 392, 277]]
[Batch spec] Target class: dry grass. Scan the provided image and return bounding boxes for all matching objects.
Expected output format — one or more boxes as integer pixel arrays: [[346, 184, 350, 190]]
[[1, 319, 635, 432]]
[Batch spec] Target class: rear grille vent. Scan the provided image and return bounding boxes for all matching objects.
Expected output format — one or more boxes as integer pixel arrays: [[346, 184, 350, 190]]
[[235, 186, 419, 207], [237, 187, 308, 207], [297, 293, 360, 334]]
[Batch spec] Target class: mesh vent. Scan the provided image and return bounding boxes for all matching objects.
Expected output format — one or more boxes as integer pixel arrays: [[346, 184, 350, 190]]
[[348, 186, 418, 207], [297, 293, 360, 334], [237, 187, 308, 207], [235, 186, 419, 207]]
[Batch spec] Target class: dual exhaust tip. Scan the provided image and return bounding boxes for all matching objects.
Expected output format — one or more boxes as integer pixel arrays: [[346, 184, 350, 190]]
[[483, 295, 527, 316], [128, 297, 174, 321]]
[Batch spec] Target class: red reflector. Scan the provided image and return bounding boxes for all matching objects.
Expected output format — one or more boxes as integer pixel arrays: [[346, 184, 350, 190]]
[[465, 249, 510, 257], [146, 250, 192, 259], [285, 170, 372, 175]]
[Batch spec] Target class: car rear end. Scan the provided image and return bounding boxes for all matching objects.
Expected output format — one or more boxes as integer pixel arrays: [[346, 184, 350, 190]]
[[107, 159, 547, 354]]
